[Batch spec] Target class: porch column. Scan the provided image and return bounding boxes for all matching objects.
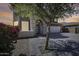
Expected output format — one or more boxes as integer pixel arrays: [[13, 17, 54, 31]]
[[18, 16, 22, 30]]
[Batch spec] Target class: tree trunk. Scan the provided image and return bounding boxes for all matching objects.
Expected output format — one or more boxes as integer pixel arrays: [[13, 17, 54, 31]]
[[45, 24, 50, 50]]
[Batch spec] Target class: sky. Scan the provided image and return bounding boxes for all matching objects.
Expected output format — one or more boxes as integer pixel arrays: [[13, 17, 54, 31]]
[[0, 3, 11, 12], [0, 3, 13, 25], [0, 3, 79, 25]]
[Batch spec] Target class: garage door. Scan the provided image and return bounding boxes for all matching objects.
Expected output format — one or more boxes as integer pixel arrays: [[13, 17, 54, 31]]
[[50, 26, 61, 33]]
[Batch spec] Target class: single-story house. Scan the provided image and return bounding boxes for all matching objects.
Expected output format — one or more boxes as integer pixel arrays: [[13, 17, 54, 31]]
[[61, 22, 79, 33], [0, 3, 79, 38], [59, 16, 79, 33]]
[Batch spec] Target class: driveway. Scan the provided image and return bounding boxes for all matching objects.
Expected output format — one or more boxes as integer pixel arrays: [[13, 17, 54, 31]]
[[12, 33, 79, 56]]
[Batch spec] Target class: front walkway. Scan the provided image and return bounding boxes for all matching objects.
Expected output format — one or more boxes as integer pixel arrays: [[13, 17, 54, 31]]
[[12, 33, 79, 56]]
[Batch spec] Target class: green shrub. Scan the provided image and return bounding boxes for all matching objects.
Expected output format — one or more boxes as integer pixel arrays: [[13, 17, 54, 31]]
[[0, 23, 20, 55]]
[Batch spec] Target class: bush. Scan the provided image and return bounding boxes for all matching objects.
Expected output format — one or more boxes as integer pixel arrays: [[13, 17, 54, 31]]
[[0, 23, 20, 55]]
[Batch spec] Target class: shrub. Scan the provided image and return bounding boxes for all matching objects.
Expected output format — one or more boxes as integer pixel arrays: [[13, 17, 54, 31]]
[[0, 23, 20, 55]]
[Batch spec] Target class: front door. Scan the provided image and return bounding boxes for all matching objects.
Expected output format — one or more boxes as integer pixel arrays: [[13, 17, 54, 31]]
[[14, 17, 31, 38], [21, 21, 30, 31], [19, 20, 30, 38]]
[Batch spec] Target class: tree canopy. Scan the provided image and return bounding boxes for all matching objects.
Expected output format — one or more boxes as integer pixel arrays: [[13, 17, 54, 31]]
[[11, 3, 76, 24]]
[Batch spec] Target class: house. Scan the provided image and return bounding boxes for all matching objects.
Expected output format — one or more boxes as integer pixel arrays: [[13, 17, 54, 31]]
[[0, 3, 79, 38], [59, 16, 79, 33], [0, 3, 37, 38], [37, 21, 62, 35]]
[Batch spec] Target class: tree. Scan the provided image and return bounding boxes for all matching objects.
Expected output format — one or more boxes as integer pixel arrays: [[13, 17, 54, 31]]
[[10, 3, 76, 50], [33, 4, 76, 50]]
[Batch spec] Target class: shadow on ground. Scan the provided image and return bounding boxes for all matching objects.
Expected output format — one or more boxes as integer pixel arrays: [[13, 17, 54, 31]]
[[38, 32, 79, 56], [47, 40, 79, 56], [12, 33, 79, 56], [49, 33, 69, 39]]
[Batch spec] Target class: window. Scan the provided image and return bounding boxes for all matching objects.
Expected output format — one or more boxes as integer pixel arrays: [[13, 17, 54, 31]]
[[14, 21, 18, 26], [21, 21, 30, 31]]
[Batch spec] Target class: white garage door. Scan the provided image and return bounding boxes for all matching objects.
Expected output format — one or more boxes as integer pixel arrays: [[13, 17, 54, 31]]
[[50, 26, 61, 33]]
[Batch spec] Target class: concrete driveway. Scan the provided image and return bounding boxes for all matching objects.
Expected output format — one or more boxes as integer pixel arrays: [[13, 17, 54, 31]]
[[12, 33, 79, 56]]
